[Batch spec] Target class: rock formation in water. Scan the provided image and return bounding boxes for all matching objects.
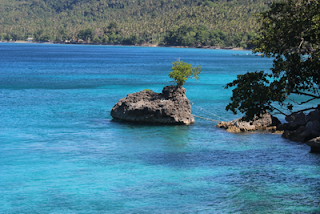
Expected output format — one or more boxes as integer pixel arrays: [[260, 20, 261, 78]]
[[306, 137, 320, 153], [110, 85, 194, 125], [279, 110, 320, 142], [216, 106, 320, 153], [216, 113, 281, 133], [278, 107, 320, 152]]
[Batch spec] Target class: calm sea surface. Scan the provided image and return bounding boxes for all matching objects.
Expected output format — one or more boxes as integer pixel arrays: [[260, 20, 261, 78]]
[[1, 43, 319, 213]]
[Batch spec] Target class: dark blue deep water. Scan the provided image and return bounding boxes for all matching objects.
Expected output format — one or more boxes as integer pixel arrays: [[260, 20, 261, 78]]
[[1, 43, 319, 213]]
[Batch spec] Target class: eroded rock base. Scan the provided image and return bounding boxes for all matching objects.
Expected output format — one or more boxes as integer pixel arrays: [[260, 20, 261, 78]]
[[111, 85, 194, 125], [217, 106, 320, 153], [279, 107, 320, 153], [216, 113, 281, 133]]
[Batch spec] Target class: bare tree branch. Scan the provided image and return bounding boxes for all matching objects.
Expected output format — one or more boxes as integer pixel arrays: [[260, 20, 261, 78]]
[[270, 105, 288, 116], [300, 97, 318, 105], [298, 37, 304, 49], [293, 106, 318, 114], [291, 91, 320, 99], [285, 96, 318, 105]]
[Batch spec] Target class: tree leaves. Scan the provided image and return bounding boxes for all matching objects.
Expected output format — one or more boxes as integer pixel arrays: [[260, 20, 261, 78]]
[[226, 0, 320, 120], [0, 0, 273, 45], [225, 71, 274, 120], [169, 61, 201, 87]]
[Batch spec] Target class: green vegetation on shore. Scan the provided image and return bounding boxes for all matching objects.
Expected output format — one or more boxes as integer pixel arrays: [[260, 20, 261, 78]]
[[226, 0, 320, 120], [0, 0, 273, 48]]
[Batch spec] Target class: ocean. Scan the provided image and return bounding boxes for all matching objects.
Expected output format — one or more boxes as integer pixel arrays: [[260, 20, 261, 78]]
[[1, 43, 319, 213]]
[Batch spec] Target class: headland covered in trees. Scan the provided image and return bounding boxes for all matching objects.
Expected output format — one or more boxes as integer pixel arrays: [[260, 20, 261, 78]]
[[0, 0, 273, 48]]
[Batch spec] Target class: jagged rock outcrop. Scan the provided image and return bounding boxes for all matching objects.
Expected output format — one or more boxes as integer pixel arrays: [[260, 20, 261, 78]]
[[279, 108, 320, 154], [281, 109, 320, 143], [278, 112, 307, 131], [216, 113, 281, 133], [110, 85, 194, 125], [216, 107, 320, 152], [306, 137, 320, 153]]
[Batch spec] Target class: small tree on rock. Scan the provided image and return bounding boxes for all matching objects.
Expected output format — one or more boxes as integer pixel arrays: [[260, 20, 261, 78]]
[[169, 61, 201, 87]]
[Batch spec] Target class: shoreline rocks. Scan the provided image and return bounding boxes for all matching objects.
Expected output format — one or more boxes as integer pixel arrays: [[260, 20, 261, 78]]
[[306, 137, 320, 153], [279, 108, 320, 152], [216, 107, 320, 153], [110, 85, 194, 125], [216, 113, 282, 133], [280, 110, 320, 142]]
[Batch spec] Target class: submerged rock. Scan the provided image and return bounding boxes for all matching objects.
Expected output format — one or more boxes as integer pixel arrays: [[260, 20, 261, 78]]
[[110, 85, 194, 125], [306, 137, 320, 153], [216, 113, 281, 133]]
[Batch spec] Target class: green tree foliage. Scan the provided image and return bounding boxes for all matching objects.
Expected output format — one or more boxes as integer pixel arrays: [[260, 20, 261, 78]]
[[169, 61, 201, 87], [225, 0, 320, 120], [0, 0, 273, 46], [107, 22, 118, 31], [93, 36, 101, 43], [77, 28, 93, 42], [102, 35, 109, 43], [122, 35, 140, 45], [56, 28, 68, 41], [163, 24, 250, 47]]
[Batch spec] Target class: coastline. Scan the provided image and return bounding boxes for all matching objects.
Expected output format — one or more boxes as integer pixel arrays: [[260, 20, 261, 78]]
[[0, 40, 252, 51]]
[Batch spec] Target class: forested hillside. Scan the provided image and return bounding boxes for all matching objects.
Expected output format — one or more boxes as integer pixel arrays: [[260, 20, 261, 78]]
[[0, 0, 273, 47]]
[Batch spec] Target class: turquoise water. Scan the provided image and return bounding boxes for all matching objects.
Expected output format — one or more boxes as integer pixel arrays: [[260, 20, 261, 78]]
[[1, 43, 319, 213]]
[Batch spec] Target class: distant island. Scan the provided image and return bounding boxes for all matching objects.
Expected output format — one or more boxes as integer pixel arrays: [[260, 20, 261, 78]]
[[0, 0, 273, 49], [1, 39, 252, 51]]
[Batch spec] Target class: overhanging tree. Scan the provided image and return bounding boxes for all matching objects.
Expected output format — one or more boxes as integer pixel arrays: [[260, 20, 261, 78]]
[[225, 0, 320, 120]]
